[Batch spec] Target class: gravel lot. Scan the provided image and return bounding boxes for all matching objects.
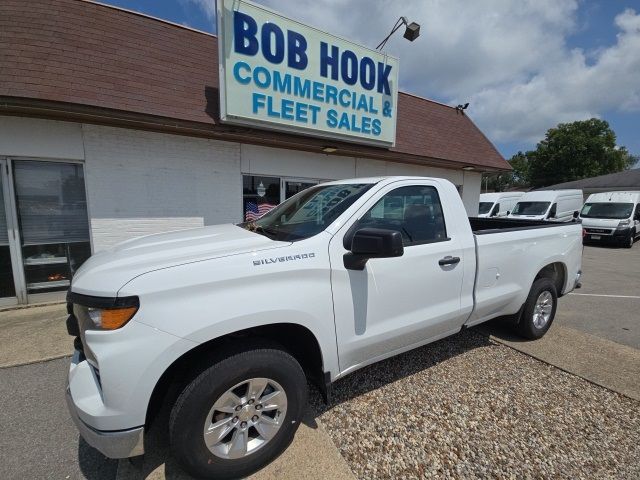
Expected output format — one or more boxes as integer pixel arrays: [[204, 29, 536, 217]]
[[312, 329, 640, 479]]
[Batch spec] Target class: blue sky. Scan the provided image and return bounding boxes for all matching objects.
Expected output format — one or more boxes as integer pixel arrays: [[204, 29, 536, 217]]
[[102, 1, 640, 161]]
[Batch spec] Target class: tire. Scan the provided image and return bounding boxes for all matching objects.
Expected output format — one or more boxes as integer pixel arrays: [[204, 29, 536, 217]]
[[169, 346, 308, 479], [516, 278, 558, 340], [624, 231, 635, 248]]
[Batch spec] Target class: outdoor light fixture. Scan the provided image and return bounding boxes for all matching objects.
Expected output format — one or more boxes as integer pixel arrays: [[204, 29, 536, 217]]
[[462, 166, 476, 171], [376, 16, 421, 50], [455, 103, 470, 114], [322, 146, 338, 153]]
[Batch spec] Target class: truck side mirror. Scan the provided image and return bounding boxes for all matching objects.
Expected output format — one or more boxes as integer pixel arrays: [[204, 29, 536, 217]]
[[573, 211, 579, 219], [344, 228, 404, 270], [506, 210, 511, 216]]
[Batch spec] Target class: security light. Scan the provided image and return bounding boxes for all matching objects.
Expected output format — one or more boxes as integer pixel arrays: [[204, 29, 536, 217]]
[[455, 103, 470, 114], [322, 146, 338, 153], [376, 17, 421, 50], [403, 21, 420, 41]]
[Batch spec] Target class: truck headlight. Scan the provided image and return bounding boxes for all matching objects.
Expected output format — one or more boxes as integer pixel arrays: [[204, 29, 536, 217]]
[[87, 306, 138, 330], [618, 219, 631, 228]]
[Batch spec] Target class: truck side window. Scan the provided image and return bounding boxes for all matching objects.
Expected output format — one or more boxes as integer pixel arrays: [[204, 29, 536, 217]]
[[356, 185, 447, 246], [491, 203, 500, 217]]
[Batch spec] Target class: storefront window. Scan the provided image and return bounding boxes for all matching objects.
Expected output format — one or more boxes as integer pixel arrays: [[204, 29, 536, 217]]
[[13, 161, 91, 294], [243, 175, 280, 221], [0, 178, 16, 298]]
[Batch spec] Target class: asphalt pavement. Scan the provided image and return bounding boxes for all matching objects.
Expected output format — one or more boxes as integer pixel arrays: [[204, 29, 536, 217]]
[[556, 244, 640, 349], [0, 357, 118, 480]]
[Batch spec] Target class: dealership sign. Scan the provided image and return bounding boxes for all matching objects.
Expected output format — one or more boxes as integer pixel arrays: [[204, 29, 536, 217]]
[[216, 0, 399, 146]]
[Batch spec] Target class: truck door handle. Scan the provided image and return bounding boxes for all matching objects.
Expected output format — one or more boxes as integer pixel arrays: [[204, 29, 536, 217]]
[[438, 256, 460, 266]]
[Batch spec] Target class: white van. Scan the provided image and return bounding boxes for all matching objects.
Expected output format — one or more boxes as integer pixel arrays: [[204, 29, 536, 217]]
[[580, 191, 640, 248], [509, 190, 583, 222], [478, 192, 525, 217]]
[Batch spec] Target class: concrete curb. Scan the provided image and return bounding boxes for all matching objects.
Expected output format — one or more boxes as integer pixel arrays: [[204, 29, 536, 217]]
[[0, 353, 71, 369], [115, 414, 355, 480], [0, 300, 65, 313], [481, 323, 640, 402]]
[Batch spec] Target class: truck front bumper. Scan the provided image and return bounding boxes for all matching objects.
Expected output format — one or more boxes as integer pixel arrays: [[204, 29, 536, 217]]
[[66, 381, 144, 458]]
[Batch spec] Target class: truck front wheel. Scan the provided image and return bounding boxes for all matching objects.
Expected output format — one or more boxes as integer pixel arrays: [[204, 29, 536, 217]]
[[169, 347, 308, 479], [516, 278, 558, 340], [624, 230, 635, 248]]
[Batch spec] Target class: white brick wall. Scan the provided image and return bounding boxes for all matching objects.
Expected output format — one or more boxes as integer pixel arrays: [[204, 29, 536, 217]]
[[0, 117, 483, 254], [82, 125, 241, 251]]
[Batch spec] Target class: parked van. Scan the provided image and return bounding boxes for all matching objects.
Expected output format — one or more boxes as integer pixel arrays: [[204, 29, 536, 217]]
[[509, 190, 583, 222], [478, 192, 525, 217], [580, 191, 640, 248]]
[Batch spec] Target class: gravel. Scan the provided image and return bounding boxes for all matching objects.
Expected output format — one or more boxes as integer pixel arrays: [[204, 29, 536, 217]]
[[310, 329, 640, 479]]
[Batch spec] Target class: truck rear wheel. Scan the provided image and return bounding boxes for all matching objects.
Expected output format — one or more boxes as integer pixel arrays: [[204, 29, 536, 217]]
[[516, 278, 557, 340], [169, 347, 307, 479]]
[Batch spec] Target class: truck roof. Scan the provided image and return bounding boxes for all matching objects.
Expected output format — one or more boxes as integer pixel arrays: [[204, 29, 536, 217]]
[[585, 191, 640, 203], [518, 189, 583, 201], [480, 192, 525, 202]]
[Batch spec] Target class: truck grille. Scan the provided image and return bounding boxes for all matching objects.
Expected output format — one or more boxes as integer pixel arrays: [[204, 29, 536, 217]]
[[585, 228, 612, 234]]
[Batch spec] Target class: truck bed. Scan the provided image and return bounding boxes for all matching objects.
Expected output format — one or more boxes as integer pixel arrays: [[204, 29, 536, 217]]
[[469, 216, 578, 234]]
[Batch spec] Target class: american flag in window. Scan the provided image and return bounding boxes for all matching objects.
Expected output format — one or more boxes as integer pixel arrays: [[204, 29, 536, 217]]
[[245, 201, 276, 221]]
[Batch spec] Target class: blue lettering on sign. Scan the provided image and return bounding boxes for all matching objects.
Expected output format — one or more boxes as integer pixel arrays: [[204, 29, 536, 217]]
[[233, 61, 251, 84], [274, 71, 291, 93], [234, 11, 308, 68], [320, 42, 339, 81], [261, 22, 285, 64], [359, 57, 375, 90], [234, 11, 259, 56], [340, 50, 358, 86], [230, 10, 395, 139], [287, 30, 308, 70]]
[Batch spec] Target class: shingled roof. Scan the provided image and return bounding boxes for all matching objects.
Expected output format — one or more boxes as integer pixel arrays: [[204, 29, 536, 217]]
[[0, 0, 510, 172], [539, 168, 640, 190]]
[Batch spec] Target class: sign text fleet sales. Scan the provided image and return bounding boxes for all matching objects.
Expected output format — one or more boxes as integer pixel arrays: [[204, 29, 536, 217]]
[[217, 0, 399, 146]]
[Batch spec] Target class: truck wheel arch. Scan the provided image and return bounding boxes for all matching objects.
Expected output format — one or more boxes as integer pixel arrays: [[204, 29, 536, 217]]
[[533, 262, 567, 298], [144, 323, 325, 428]]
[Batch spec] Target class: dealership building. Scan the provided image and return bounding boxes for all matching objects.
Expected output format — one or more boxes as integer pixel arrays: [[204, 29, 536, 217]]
[[0, 0, 509, 305]]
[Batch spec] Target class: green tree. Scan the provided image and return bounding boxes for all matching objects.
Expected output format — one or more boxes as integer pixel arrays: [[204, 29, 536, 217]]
[[526, 118, 635, 188], [482, 152, 530, 192]]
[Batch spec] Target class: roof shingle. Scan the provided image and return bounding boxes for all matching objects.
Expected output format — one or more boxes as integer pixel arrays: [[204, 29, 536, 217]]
[[0, 0, 510, 171]]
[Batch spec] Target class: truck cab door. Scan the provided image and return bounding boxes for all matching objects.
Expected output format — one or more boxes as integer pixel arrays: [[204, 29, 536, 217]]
[[328, 180, 472, 375]]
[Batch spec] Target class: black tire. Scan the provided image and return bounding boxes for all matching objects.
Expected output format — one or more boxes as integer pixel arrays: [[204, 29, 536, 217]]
[[169, 346, 307, 479], [516, 278, 558, 340], [624, 231, 635, 248]]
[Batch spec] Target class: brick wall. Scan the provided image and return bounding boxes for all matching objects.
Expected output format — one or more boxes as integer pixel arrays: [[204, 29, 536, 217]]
[[0, 0, 509, 171]]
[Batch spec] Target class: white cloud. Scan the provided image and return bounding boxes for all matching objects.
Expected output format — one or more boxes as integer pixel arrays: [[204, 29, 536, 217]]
[[189, 0, 640, 147], [181, 0, 216, 20]]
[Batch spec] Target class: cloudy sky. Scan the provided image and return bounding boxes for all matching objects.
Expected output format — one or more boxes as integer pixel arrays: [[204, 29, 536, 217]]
[[104, 0, 640, 160]]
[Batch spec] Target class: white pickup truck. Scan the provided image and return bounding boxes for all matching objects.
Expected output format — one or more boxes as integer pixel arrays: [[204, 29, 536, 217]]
[[66, 176, 582, 479]]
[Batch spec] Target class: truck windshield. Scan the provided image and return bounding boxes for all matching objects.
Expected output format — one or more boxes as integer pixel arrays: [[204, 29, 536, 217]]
[[241, 183, 374, 241], [478, 202, 494, 215], [581, 202, 633, 219], [511, 201, 550, 216]]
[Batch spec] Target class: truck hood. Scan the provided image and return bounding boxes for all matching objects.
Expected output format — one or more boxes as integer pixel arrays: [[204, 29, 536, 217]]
[[580, 217, 626, 229], [71, 224, 287, 296]]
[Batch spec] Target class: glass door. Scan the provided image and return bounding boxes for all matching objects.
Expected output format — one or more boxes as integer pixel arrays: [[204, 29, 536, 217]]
[[282, 179, 319, 201], [12, 160, 91, 300], [0, 159, 20, 305]]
